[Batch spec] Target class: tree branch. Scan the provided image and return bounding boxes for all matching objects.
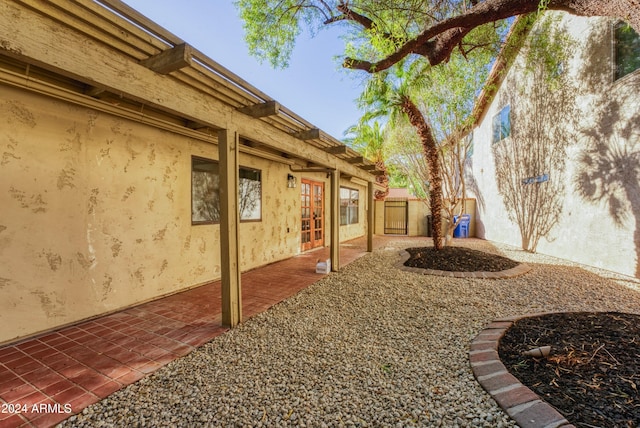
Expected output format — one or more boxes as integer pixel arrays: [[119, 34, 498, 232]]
[[334, 3, 376, 29], [343, 0, 542, 72]]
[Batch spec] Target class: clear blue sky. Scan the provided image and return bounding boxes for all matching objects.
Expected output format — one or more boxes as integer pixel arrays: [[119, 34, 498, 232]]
[[122, 0, 366, 139]]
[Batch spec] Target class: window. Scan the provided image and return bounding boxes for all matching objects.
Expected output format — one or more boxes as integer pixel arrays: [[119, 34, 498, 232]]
[[239, 167, 261, 221], [192, 157, 219, 223], [492, 105, 511, 144], [614, 22, 640, 80], [340, 187, 359, 225], [191, 156, 262, 224], [465, 132, 474, 159]]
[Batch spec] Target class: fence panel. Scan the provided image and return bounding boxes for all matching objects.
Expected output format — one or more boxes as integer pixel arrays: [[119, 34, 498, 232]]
[[384, 198, 408, 235]]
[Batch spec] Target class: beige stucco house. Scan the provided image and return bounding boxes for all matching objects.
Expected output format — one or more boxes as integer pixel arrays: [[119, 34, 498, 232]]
[[0, 0, 383, 344], [468, 12, 640, 278]]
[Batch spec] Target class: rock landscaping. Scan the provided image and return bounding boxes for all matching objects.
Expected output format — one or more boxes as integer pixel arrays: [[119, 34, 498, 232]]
[[60, 239, 640, 427]]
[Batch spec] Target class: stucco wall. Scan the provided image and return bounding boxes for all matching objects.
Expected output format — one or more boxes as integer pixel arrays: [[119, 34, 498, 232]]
[[1, 86, 213, 342], [408, 200, 429, 236], [0, 84, 371, 343], [238, 156, 301, 269], [470, 13, 640, 278]]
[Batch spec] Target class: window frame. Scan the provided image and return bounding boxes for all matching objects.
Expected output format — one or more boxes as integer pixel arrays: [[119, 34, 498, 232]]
[[492, 105, 511, 144], [339, 186, 359, 226], [190, 156, 262, 225], [613, 21, 640, 81], [238, 166, 262, 222], [191, 156, 220, 225]]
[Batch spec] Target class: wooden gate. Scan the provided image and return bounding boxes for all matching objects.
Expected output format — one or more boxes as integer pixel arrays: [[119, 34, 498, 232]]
[[384, 198, 408, 235]]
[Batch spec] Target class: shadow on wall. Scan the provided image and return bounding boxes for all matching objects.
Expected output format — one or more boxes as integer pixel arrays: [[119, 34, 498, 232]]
[[574, 21, 640, 278], [492, 16, 578, 252], [464, 145, 486, 238], [464, 148, 486, 213]]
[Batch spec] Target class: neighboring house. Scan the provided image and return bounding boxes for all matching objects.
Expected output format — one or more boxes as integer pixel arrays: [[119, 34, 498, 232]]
[[0, 0, 382, 344], [469, 12, 640, 278]]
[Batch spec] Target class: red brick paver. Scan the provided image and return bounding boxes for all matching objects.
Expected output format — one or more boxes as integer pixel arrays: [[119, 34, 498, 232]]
[[0, 236, 408, 428]]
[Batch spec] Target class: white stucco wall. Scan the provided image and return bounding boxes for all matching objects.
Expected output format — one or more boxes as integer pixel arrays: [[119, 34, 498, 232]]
[[470, 13, 639, 278]]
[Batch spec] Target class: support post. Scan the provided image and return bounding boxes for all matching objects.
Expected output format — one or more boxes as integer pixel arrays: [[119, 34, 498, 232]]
[[367, 181, 374, 252], [330, 170, 340, 272], [218, 128, 242, 327]]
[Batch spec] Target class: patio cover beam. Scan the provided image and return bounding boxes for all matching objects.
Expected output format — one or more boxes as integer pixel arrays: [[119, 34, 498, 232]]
[[140, 43, 193, 75], [219, 128, 242, 327], [239, 100, 280, 118], [325, 145, 348, 155], [293, 128, 321, 140], [359, 164, 377, 171], [330, 170, 340, 272], [367, 182, 374, 252]]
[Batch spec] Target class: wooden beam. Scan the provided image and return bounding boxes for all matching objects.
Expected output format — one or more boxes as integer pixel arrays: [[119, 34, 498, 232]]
[[140, 43, 193, 75], [219, 128, 242, 328], [85, 85, 105, 97], [359, 164, 378, 171], [293, 128, 321, 140], [348, 156, 364, 164], [185, 120, 206, 129], [184, 121, 217, 135], [238, 100, 280, 118], [325, 145, 348, 155], [240, 139, 262, 148], [367, 182, 374, 252], [330, 170, 340, 272]]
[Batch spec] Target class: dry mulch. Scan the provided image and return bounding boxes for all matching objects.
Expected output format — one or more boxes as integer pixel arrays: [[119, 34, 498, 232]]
[[499, 312, 640, 428], [403, 246, 639, 427], [403, 246, 520, 272]]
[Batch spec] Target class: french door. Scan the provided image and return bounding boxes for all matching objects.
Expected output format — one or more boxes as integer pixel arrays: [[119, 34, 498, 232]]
[[301, 180, 324, 251]]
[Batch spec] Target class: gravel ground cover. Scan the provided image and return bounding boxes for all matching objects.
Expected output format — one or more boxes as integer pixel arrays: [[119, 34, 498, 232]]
[[59, 238, 640, 428]]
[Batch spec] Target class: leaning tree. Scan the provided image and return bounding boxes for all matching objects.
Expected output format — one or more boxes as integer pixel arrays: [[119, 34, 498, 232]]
[[237, 0, 639, 72]]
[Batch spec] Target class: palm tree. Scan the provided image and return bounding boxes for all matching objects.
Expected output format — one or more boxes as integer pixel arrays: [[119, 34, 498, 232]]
[[344, 120, 390, 200], [359, 60, 445, 249]]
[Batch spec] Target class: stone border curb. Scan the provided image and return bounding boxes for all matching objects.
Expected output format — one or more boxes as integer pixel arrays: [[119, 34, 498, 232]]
[[396, 250, 531, 279], [470, 314, 577, 428]]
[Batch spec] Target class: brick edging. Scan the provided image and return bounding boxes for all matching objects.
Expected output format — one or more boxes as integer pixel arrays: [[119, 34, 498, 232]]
[[396, 250, 531, 279], [470, 315, 576, 428]]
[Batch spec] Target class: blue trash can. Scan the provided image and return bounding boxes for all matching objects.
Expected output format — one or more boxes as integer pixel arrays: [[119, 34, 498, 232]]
[[453, 214, 471, 238]]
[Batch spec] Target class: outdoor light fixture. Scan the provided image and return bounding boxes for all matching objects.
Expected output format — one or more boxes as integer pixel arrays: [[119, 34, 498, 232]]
[[287, 173, 297, 188]]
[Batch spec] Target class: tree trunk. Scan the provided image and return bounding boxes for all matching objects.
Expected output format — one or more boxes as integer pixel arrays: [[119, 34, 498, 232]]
[[374, 160, 390, 201], [400, 97, 444, 250]]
